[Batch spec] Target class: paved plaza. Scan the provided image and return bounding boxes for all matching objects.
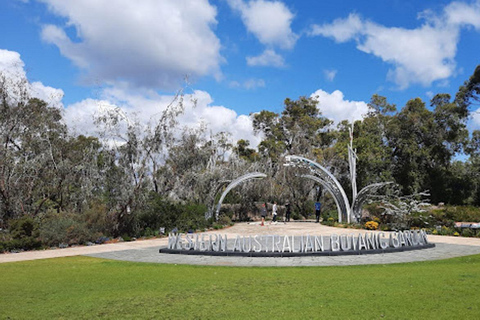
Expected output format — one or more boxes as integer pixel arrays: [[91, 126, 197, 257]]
[[2, 222, 480, 267]]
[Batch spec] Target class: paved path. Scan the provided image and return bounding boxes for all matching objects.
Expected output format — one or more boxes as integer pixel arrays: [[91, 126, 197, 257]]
[[2, 222, 480, 267]]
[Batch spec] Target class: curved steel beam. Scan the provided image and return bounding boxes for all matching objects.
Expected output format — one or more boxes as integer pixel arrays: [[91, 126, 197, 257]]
[[285, 155, 351, 223], [352, 182, 393, 221], [214, 172, 267, 221], [300, 174, 344, 222]]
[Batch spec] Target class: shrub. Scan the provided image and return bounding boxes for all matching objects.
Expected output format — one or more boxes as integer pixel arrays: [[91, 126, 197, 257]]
[[291, 212, 301, 221], [39, 211, 101, 247], [322, 217, 336, 226], [5, 217, 42, 251], [321, 209, 337, 223], [365, 221, 379, 230], [461, 228, 475, 237], [83, 201, 110, 234], [439, 226, 454, 236], [218, 215, 232, 226], [136, 194, 209, 235]]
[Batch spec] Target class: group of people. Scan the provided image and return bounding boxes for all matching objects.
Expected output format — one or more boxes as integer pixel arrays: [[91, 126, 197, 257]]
[[259, 201, 321, 226]]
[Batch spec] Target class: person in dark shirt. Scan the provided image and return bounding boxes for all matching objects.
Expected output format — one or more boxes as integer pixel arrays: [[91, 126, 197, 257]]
[[285, 201, 291, 222], [260, 203, 267, 226]]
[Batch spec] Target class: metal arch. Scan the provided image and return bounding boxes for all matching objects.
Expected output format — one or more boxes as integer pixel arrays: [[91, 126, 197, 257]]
[[214, 172, 267, 221], [285, 155, 351, 223], [300, 174, 344, 222], [352, 182, 393, 221]]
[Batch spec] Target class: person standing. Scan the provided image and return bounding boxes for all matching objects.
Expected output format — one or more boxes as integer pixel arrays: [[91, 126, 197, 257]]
[[285, 201, 291, 222], [271, 201, 278, 223], [260, 203, 267, 226], [315, 201, 321, 223]]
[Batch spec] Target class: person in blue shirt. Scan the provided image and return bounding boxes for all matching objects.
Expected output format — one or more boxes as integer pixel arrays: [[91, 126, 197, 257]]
[[315, 202, 321, 223]]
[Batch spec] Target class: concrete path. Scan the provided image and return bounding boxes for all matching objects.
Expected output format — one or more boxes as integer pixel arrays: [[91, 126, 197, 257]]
[[2, 222, 480, 267]]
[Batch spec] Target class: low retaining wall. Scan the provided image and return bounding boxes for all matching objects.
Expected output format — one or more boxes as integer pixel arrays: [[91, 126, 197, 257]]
[[159, 230, 435, 257]]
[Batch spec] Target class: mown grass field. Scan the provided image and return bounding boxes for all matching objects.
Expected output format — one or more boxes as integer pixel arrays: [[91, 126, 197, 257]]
[[1, 254, 480, 319]]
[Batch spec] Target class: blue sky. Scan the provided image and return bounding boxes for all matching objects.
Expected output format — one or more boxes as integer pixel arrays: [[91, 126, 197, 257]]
[[1, 0, 480, 146]]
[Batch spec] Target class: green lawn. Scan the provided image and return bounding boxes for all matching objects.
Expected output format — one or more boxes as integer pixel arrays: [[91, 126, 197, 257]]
[[1, 255, 480, 319]]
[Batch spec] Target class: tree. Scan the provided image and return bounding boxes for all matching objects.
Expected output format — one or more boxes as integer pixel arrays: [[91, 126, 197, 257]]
[[234, 139, 257, 162], [455, 64, 480, 112]]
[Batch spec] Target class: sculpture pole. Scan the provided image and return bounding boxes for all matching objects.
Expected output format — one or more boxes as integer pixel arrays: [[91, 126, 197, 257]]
[[348, 123, 358, 221]]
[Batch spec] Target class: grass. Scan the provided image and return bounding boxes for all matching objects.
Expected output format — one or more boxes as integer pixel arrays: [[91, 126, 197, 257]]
[[1, 255, 480, 319]]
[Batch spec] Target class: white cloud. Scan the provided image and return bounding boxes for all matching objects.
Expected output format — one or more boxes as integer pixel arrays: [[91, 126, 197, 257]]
[[227, 0, 297, 49], [39, 0, 222, 89], [246, 49, 285, 67], [0, 49, 64, 107], [309, 1, 480, 89], [323, 69, 337, 82], [0, 49, 26, 78], [30, 81, 64, 108], [310, 13, 363, 43], [444, 1, 480, 29], [311, 89, 369, 125]]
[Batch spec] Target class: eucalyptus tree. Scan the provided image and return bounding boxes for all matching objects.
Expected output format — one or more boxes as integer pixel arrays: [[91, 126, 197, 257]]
[[387, 92, 469, 204], [93, 89, 189, 234], [353, 95, 396, 188], [0, 73, 75, 226]]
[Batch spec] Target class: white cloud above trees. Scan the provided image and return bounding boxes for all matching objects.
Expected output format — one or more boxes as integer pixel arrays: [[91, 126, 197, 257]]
[[39, 0, 223, 90], [227, 0, 297, 69], [309, 1, 480, 89], [227, 0, 297, 49], [311, 89, 369, 125], [0, 49, 64, 107], [246, 49, 285, 67]]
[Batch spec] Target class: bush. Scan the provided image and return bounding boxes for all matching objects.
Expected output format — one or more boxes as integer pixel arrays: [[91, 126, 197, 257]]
[[365, 221, 379, 230], [323, 217, 336, 226], [39, 211, 101, 247], [136, 194, 209, 235], [83, 201, 110, 234], [461, 228, 475, 237], [4, 217, 42, 251], [438, 226, 454, 236], [291, 212, 301, 221], [217, 215, 232, 226], [430, 206, 480, 225], [321, 209, 337, 223]]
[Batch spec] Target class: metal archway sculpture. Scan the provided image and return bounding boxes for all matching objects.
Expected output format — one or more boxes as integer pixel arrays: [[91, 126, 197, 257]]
[[352, 182, 392, 221], [211, 172, 267, 221], [300, 174, 345, 223], [285, 155, 392, 223], [285, 155, 351, 223]]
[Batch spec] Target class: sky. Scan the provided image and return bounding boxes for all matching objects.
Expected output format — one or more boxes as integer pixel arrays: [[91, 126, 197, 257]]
[[1, 0, 480, 147]]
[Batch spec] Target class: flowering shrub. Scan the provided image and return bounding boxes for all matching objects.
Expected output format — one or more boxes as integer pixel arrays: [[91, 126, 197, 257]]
[[365, 221, 379, 230]]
